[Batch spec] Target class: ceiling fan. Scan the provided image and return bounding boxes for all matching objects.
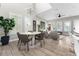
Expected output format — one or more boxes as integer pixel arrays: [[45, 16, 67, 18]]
[[55, 8, 65, 18], [57, 13, 65, 18], [58, 14, 61, 17]]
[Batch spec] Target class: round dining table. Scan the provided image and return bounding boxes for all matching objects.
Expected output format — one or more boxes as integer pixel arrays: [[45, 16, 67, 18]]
[[20, 32, 41, 48]]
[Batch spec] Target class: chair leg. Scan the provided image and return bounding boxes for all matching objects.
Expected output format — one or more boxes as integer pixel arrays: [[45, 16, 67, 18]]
[[40, 40, 42, 47], [17, 40, 20, 46], [27, 42, 29, 51], [23, 42, 27, 50], [34, 40, 36, 45], [31, 40, 32, 46], [43, 39, 45, 45], [24, 42, 26, 45], [18, 41, 22, 50]]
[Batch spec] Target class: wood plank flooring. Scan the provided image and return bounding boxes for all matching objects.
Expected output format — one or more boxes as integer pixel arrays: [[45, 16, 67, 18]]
[[0, 36, 75, 56]]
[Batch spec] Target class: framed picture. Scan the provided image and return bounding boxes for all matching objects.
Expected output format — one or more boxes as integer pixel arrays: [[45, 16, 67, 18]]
[[40, 21, 45, 30], [33, 20, 36, 31]]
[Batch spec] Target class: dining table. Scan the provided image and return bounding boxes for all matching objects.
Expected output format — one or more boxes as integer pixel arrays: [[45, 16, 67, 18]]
[[20, 32, 41, 48]]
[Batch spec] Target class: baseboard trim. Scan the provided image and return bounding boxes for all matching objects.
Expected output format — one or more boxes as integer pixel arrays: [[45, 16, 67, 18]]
[[9, 39, 18, 42]]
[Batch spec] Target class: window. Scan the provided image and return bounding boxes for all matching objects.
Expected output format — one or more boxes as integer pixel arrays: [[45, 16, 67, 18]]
[[63, 21, 71, 32]]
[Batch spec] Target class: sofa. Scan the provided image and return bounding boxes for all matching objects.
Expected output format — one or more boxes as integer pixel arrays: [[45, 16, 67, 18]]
[[44, 31, 59, 40]]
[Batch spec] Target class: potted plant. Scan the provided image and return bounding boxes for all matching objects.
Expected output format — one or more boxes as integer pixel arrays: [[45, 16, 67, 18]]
[[0, 16, 15, 45]]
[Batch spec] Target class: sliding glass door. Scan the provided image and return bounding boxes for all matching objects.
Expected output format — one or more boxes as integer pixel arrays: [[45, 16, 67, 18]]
[[63, 21, 71, 33], [52, 20, 71, 33], [52, 21, 62, 31], [56, 21, 62, 31]]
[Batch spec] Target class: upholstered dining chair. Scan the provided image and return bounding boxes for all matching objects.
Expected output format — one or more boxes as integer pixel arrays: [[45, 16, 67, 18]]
[[35, 32, 45, 47], [17, 32, 32, 51]]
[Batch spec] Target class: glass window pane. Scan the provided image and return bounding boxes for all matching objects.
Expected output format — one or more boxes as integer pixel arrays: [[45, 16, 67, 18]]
[[64, 21, 71, 32]]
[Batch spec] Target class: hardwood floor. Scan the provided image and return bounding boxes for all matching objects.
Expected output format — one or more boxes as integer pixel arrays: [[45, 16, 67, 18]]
[[0, 36, 75, 56]]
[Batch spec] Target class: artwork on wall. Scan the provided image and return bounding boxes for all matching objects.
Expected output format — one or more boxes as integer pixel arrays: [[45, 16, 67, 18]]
[[38, 21, 45, 31], [47, 24, 51, 31], [33, 20, 36, 31], [40, 21, 45, 29], [38, 25, 40, 32]]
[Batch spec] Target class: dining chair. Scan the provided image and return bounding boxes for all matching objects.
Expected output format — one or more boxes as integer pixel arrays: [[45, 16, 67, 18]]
[[17, 32, 32, 51], [35, 32, 45, 47]]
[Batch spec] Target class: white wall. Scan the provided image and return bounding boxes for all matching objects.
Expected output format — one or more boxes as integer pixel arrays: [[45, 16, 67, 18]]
[[24, 16, 33, 32], [73, 20, 79, 33]]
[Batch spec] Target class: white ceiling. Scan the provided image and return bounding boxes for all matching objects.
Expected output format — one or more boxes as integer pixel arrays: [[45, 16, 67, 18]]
[[0, 3, 33, 15], [1, 3, 79, 20], [35, 3, 52, 14], [37, 3, 79, 20]]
